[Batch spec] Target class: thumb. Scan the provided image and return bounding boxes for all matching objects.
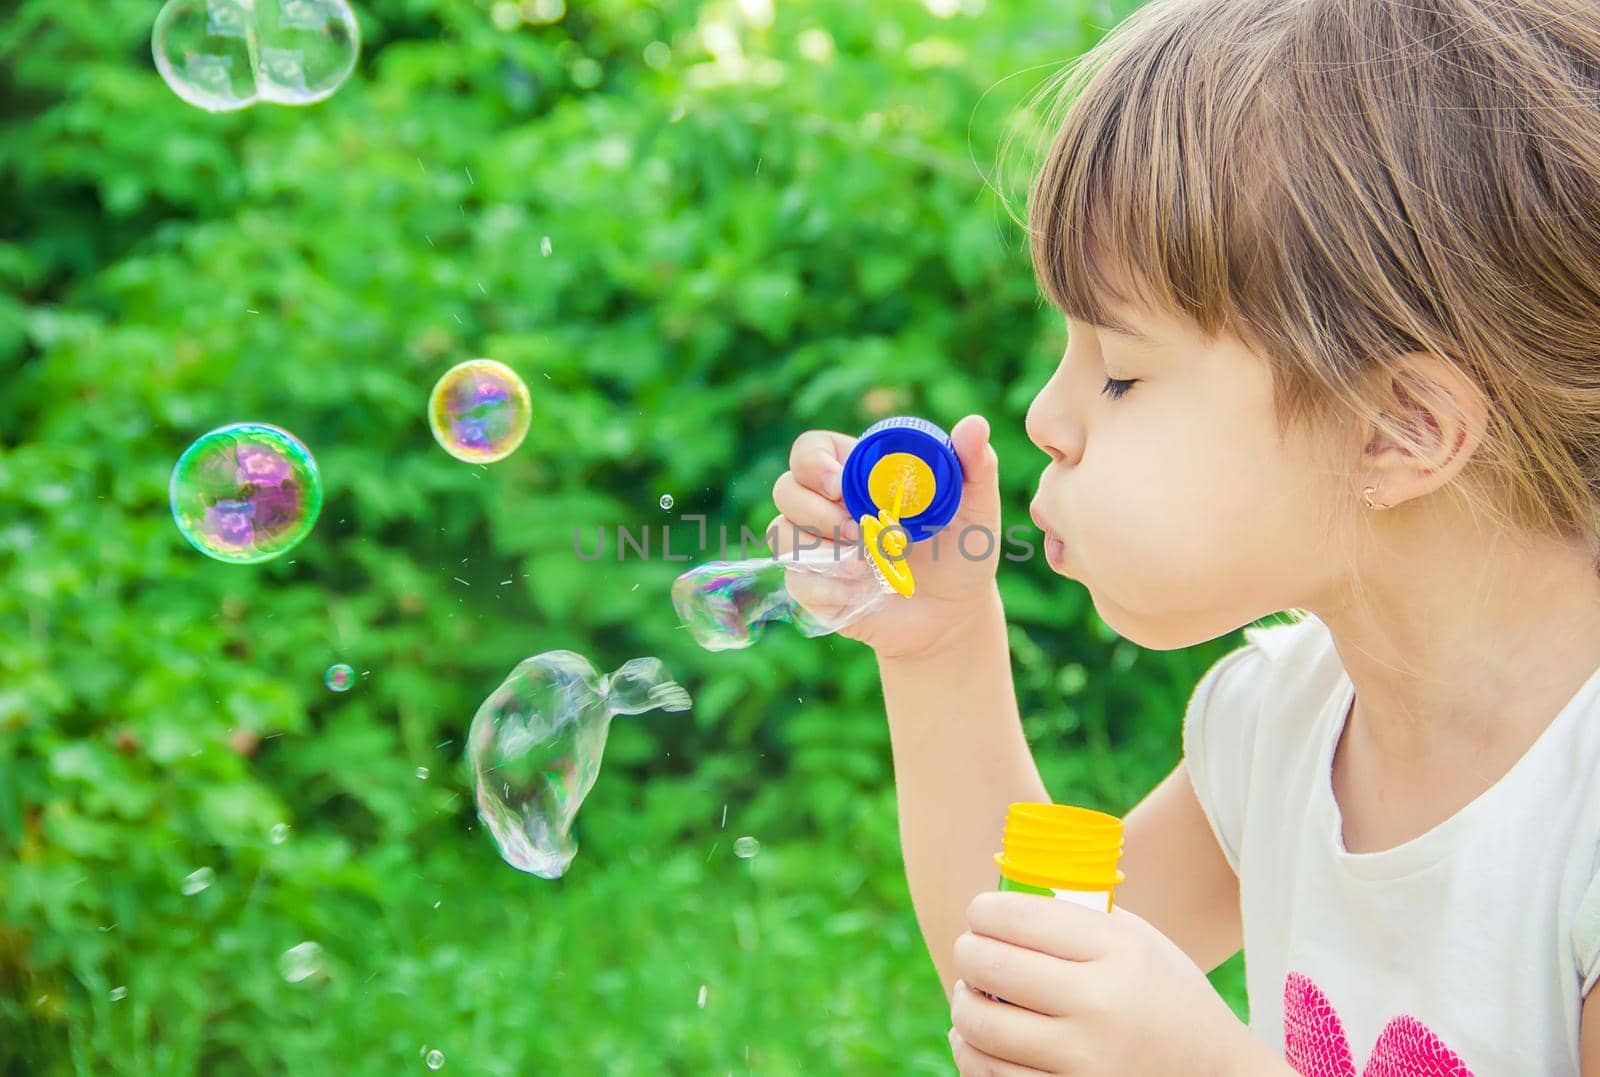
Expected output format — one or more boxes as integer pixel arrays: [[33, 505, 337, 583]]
[[949, 414, 1002, 520]]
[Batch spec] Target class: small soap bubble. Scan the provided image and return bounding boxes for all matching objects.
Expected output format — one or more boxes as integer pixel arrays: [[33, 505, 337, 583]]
[[697, 984, 708, 1009], [425, 1050, 445, 1070], [671, 546, 891, 652], [428, 359, 532, 464], [279, 941, 323, 983], [110, 986, 128, 1002], [540, 235, 552, 256], [659, 493, 674, 511], [469, 651, 692, 878], [734, 836, 760, 859], [181, 867, 215, 895], [152, 0, 360, 113], [415, 766, 430, 780], [324, 663, 355, 692], [270, 823, 290, 845], [170, 422, 323, 564]]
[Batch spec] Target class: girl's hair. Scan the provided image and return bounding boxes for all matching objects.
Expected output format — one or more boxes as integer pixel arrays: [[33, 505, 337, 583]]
[[1019, 0, 1600, 563]]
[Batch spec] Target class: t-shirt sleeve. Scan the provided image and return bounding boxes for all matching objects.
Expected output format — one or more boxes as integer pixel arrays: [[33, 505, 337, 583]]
[[1181, 641, 1271, 877], [1572, 860, 1600, 996]]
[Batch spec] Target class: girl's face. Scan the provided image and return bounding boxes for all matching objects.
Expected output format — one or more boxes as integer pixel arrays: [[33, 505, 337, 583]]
[[1025, 302, 1350, 650]]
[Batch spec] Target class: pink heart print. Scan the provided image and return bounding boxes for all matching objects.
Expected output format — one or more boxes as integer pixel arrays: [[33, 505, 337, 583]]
[[1282, 971, 1475, 1077]]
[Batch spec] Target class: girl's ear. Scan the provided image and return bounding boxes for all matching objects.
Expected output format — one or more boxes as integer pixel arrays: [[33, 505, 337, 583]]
[[1359, 352, 1488, 504]]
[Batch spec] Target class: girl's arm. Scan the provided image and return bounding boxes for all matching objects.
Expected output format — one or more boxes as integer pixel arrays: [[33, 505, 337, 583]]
[[1116, 758, 1243, 973], [880, 588, 1244, 996], [877, 586, 1049, 1000]]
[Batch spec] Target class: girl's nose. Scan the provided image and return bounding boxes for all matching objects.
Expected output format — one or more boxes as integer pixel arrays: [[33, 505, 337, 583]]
[[1025, 362, 1083, 465]]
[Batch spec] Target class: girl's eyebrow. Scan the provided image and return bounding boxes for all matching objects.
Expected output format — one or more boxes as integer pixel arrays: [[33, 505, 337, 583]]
[[1098, 323, 1161, 347]]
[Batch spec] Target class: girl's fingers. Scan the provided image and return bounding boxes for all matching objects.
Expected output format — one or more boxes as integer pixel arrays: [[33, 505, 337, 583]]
[[788, 430, 857, 500], [772, 470, 858, 541]]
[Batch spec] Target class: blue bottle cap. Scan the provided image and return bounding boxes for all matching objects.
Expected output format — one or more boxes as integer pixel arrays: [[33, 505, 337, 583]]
[[841, 416, 963, 543]]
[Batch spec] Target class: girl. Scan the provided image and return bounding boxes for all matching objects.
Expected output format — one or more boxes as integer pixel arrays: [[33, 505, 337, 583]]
[[770, 0, 1600, 1073]]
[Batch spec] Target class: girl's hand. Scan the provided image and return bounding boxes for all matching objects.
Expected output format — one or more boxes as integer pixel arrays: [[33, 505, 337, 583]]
[[946, 892, 1263, 1077], [767, 414, 1004, 660]]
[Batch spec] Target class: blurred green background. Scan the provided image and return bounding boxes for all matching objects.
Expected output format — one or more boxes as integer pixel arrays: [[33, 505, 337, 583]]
[[1, 0, 1255, 1071]]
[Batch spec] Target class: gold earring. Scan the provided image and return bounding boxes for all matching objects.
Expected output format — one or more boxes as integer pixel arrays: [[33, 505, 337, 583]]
[[1362, 485, 1382, 510]]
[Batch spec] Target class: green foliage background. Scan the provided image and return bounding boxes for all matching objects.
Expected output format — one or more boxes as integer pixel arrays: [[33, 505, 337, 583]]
[[1, 0, 1253, 1071]]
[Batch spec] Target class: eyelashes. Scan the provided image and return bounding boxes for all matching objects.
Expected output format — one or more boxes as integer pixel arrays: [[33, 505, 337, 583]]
[[1100, 378, 1137, 400]]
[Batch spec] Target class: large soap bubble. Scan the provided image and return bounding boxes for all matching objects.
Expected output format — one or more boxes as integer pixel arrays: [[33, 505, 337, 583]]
[[169, 422, 323, 563], [469, 651, 691, 879], [671, 542, 894, 652], [152, 0, 361, 113], [428, 359, 532, 464]]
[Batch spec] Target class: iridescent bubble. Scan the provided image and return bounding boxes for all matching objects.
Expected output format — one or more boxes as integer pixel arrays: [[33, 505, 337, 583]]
[[324, 663, 355, 692], [671, 544, 892, 652], [170, 422, 323, 564], [425, 1050, 445, 1070], [469, 651, 692, 879], [280, 941, 323, 983], [428, 359, 532, 464], [152, 0, 361, 113], [734, 836, 760, 859], [181, 867, 215, 895]]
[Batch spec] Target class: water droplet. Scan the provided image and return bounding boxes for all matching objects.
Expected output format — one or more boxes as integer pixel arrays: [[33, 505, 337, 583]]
[[280, 941, 323, 983], [734, 835, 760, 859], [270, 823, 290, 845], [425, 1049, 445, 1070], [110, 986, 128, 1001], [182, 867, 215, 895]]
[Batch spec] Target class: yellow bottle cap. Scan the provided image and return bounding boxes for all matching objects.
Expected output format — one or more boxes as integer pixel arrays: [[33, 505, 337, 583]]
[[994, 802, 1126, 893]]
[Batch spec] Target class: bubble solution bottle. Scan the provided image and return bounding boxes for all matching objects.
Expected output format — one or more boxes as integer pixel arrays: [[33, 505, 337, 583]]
[[993, 802, 1125, 910]]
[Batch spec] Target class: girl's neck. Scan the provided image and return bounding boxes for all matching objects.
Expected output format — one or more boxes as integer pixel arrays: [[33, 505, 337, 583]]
[[1315, 522, 1600, 844]]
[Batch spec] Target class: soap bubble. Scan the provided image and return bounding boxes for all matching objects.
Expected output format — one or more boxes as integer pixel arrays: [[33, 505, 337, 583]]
[[733, 836, 760, 859], [659, 493, 674, 510], [280, 941, 323, 983], [170, 422, 323, 564], [671, 543, 893, 652], [415, 766, 430, 780], [152, 0, 361, 113], [469, 651, 692, 878], [110, 986, 128, 1002], [324, 663, 354, 692], [428, 359, 532, 464], [181, 867, 215, 895], [270, 822, 290, 844], [425, 1050, 445, 1070]]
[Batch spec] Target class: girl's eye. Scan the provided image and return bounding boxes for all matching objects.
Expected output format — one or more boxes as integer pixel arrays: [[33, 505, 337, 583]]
[[1101, 377, 1137, 400]]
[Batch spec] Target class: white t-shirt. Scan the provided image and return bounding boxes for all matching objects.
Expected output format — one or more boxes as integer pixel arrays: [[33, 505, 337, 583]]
[[1182, 610, 1600, 1076]]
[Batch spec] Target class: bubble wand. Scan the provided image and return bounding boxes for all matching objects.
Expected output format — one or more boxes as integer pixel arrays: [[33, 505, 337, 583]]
[[673, 416, 963, 650]]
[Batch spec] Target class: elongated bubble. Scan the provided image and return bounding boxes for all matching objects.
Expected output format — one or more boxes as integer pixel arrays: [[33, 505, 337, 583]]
[[152, 0, 361, 113], [469, 651, 691, 879], [671, 542, 893, 652]]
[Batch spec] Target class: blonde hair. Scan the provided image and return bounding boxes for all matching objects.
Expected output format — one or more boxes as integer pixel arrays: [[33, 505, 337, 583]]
[[1017, 0, 1600, 560]]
